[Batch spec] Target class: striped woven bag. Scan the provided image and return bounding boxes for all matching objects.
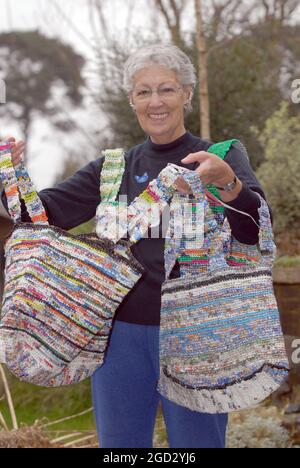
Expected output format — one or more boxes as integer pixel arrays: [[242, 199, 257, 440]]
[[157, 145, 289, 413], [0, 143, 144, 387]]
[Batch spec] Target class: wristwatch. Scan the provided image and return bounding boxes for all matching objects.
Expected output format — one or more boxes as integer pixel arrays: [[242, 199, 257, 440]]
[[214, 176, 237, 192]]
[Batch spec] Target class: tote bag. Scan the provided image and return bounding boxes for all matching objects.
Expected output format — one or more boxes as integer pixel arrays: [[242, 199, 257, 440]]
[[157, 156, 289, 413], [0, 143, 143, 386]]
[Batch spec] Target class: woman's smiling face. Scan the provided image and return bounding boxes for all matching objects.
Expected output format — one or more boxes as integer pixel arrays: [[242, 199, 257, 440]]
[[131, 64, 192, 145]]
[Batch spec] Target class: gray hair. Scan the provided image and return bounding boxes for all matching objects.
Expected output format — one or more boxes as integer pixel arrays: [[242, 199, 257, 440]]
[[123, 44, 197, 113]]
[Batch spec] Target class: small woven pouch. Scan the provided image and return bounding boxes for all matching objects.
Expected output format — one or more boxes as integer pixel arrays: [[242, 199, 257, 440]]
[[157, 164, 289, 413]]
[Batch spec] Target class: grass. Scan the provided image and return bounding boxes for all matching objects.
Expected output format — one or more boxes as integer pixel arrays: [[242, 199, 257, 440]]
[[275, 256, 300, 268], [0, 372, 95, 432]]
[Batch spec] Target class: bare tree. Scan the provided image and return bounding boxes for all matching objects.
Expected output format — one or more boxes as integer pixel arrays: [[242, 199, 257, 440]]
[[259, 0, 300, 22], [153, 0, 188, 46], [89, 0, 110, 46], [195, 0, 211, 139], [87, 0, 138, 48], [208, 0, 243, 39]]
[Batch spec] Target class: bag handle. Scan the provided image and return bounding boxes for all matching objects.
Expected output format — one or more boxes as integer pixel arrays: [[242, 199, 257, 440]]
[[204, 184, 276, 271], [164, 169, 221, 278], [164, 169, 276, 279], [96, 163, 190, 244], [0, 142, 48, 225], [100, 148, 125, 203]]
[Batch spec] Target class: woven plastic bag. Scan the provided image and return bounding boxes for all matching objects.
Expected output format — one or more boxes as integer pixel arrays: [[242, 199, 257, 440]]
[[0, 143, 144, 387], [157, 160, 289, 413]]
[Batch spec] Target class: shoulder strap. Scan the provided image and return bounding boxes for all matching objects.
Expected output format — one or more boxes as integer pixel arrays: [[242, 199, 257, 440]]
[[205, 139, 240, 215], [100, 148, 126, 203]]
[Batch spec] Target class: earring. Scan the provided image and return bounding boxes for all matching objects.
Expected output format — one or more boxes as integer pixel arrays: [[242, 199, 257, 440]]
[[184, 95, 192, 110], [130, 102, 136, 112]]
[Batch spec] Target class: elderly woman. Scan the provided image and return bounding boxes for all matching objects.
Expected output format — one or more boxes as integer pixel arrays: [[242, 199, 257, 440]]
[[1, 44, 272, 449]]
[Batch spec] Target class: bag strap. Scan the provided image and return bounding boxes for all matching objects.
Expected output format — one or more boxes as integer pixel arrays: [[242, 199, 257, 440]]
[[176, 138, 240, 271], [0, 143, 48, 225], [96, 163, 188, 244], [165, 168, 276, 279], [100, 148, 126, 203]]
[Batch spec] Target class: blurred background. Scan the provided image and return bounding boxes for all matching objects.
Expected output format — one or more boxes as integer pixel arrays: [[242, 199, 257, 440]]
[[0, 0, 300, 448]]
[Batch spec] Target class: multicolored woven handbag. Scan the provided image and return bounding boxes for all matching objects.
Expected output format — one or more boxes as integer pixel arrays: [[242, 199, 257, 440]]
[[0, 143, 144, 387], [157, 147, 289, 413]]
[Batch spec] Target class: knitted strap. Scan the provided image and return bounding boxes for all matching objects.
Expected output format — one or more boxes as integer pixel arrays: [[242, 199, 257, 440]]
[[0, 143, 48, 225], [100, 148, 125, 203]]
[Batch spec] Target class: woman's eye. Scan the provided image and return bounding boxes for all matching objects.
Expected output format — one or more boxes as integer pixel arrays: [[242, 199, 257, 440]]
[[137, 90, 149, 96], [160, 87, 175, 95]]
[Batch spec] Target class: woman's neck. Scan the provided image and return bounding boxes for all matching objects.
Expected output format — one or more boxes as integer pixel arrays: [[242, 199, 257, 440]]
[[149, 128, 187, 145]]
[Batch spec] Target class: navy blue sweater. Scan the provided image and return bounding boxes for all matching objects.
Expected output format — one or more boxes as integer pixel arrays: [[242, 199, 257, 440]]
[[1, 131, 272, 325]]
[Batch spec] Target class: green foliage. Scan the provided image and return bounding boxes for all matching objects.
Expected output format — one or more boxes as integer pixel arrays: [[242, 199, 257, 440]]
[[256, 102, 300, 234]]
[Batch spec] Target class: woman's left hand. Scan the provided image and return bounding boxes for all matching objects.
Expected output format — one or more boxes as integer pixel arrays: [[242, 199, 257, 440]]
[[174, 151, 236, 194]]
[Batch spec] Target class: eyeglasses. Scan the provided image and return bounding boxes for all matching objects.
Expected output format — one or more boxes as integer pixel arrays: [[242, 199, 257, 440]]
[[132, 84, 183, 102]]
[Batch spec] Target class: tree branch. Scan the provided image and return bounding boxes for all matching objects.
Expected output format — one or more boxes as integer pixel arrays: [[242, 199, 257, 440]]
[[93, 0, 111, 45], [153, 0, 184, 45], [50, 0, 97, 52]]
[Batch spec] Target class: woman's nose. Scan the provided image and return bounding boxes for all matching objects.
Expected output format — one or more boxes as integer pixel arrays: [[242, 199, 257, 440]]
[[148, 90, 164, 107]]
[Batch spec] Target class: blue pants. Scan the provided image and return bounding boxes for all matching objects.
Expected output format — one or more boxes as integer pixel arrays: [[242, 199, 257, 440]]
[[91, 320, 228, 448]]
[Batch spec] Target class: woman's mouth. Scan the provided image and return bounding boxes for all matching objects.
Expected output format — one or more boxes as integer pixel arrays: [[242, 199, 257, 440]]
[[148, 113, 169, 121]]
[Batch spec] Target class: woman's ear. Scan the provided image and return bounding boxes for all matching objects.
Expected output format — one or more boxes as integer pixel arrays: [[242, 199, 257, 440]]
[[183, 85, 193, 105], [129, 101, 136, 112]]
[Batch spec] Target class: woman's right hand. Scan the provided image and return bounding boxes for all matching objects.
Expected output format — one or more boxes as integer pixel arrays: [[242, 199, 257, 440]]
[[1, 136, 25, 167]]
